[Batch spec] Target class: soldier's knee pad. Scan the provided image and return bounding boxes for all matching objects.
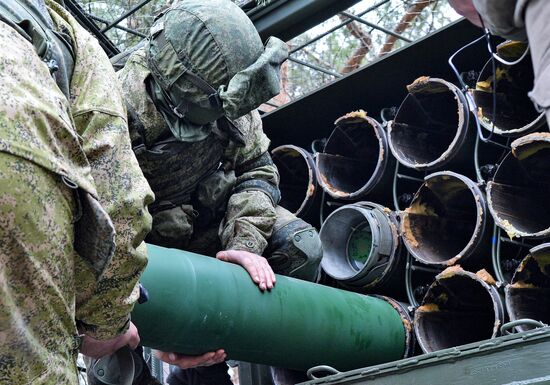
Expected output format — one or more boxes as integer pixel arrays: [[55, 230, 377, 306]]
[[266, 217, 322, 281]]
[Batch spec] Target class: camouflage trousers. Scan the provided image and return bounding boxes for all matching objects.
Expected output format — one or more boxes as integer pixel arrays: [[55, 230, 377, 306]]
[[0, 153, 82, 384]]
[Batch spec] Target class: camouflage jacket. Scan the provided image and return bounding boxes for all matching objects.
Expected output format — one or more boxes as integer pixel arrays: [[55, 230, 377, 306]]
[[0, 0, 154, 339], [118, 48, 279, 255]]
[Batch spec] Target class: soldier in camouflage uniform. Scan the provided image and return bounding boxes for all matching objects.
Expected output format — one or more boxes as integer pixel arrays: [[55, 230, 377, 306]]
[[0, 1, 154, 384], [116, 0, 323, 383]]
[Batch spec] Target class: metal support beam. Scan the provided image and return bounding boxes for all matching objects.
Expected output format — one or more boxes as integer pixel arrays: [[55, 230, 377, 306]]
[[64, 0, 120, 57], [288, 56, 343, 78], [290, 0, 391, 54], [340, 11, 412, 42], [101, 0, 152, 33], [249, 0, 363, 42], [87, 13, 146, 38], [261, 20, 485, 150]]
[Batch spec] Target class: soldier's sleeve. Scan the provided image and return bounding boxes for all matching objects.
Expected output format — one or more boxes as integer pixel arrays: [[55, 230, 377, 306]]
[[219, 110, 280, 255], [472, 0, 528, 41], [55, 6, 154, 340]]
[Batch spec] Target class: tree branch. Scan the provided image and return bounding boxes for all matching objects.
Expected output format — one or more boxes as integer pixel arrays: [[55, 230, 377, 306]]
[[378, 0, 435, 57], [338, 14, 373, 74]]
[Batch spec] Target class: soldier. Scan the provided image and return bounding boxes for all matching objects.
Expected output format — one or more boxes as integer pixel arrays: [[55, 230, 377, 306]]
[[116, 0, 323, 383], [0, 0, 154, 384], [449, 0, 550, 125]]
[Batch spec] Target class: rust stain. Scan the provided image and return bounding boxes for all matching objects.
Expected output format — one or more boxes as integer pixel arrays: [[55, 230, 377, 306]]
[[405, 201, 437, 216], [401, 213, 419, 248], [319, 173, 347, 198], [406, 76, 450, 94], [417, 303, 439, 313], [445, 254, 461, 266], [402, 317, 412, 333], [306, 183, 315, 197], [406, 76, 430, 93], [511, 132, 550, 160], [438, 265, 464, 279], [476, 269, 497, 286], [389, 221, 400, 244], [500, 219, 519, 240], [334, 109, 368, 125], [510, 281, 537, 289]]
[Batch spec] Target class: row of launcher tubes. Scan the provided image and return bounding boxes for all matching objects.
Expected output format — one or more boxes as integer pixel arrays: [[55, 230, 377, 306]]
[[270, 47, 550, 356]]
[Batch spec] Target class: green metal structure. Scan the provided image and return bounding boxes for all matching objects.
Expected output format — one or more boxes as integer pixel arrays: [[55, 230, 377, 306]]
[[299, 323, 550, 385], [132, 244, 411, 372]]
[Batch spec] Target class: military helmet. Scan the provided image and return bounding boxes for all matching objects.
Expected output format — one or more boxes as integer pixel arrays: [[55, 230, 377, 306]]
[[146, 0, 288, 143]]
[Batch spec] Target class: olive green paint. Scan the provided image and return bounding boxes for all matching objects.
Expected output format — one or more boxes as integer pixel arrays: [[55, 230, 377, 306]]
[[132, 244, 407, 371], [299, 326, 550, 385]]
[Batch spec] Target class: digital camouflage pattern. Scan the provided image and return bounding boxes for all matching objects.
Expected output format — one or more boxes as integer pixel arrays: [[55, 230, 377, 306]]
[[145, 0, 287, 144], [0, 153, 80, 384], [148, 0, 264, 111], [119, 49, 322, 279], [0, 1, 154, 383], [119, 48, 278, 256]]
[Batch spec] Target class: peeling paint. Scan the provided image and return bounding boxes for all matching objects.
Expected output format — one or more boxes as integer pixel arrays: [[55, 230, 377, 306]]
[[334, 109, 368, 125], [476, 269, 497, 286], [509, 281, 537, 289], [417, 303, 440, 313], [437, 265, 464, 279], [511, 132, 550, 160], [318, 173, 347, 198], [500, 219, 519, 240], [401, 213, 419, 248], [445, 255, 461, 266], [406, 76, 450, 94], [306, 183, 315, 197], [402, 317, 412, 333]]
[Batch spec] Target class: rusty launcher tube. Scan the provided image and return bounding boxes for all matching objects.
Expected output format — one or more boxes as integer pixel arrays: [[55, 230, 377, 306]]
[[487, 132, 550, 239], [271, 145, 321, 225], [472, 41, 547, 137], [505, 243, 550, 332], [316, 110, 395, 206], [401, 171, 490, 268], [414, 266, 505, 353], [387, 77, 474, 173], [319, 202, 406, 299]]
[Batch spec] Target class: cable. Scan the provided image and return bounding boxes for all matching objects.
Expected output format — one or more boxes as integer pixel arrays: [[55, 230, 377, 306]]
[[448, 32, 512, 148]]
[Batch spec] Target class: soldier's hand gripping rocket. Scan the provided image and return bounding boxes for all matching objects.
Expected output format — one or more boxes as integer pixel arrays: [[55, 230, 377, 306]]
[[216, 249, 276, 291]]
